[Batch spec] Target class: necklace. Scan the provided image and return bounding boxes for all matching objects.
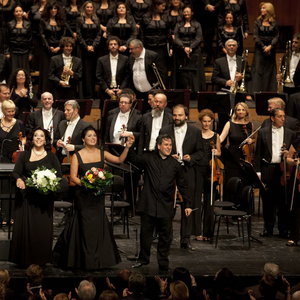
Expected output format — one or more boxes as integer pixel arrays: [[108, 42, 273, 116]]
[[0, 119, 15, 130], [32, 149, 46, 157]]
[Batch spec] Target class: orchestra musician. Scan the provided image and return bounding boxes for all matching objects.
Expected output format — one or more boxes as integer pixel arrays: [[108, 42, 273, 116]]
[[27, 91, 65, 142], [255, 108, 296, 238], [159, 104, 204, 250], [48, 37, 82, 100], [0, 84, 10, 119], [55, 100, 89, 162]]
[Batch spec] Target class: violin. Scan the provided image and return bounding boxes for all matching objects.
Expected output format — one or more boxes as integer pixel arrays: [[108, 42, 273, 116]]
[[280, 143, 292, 186], [62, 136, 75, 186], [12, 131, 26, 163], [241, 124, 253, 163], [209, 141, 224, 185]]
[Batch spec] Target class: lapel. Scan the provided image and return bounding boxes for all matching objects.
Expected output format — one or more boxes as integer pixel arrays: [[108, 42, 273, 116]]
[[37, 110, 44, 128], [110, 111, 119, 141], [116, 55, 122, 76], [266, 125, 272, 157], [182, 125, 191, 153], [223, 58, 231, 79]]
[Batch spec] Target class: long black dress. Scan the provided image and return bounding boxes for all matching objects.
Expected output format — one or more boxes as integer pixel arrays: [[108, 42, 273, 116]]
[[53, 151, 120, 270], [10, 151, 62, 267], [251, 19, 279, 93]]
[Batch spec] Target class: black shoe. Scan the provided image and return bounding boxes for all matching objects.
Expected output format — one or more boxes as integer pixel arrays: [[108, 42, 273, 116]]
[[286, 240, 298, 247], [180, 243, 196, 251], [260, 231, 273, 237], [132, 261, 149, 268]]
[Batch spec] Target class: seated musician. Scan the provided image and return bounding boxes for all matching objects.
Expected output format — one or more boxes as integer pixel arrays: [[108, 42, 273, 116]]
[[48, 37, 82, 100], [27, 92, 65, 142], [0, 84, 10, 119], [55, 100, 89, 163]]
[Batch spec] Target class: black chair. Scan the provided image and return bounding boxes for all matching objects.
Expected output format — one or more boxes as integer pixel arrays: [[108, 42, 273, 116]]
[[104, 175, 130, 238]]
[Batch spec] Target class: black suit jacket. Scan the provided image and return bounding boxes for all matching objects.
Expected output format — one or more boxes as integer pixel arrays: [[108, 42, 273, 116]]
[[96, 53, 129, 92], [28, 108, 65, 141], [104, 108, 142, 143], [281, 53, 300, 87], [255, 125, 295, 184], [138, 110, 173, 154], [287, 92, 300, 120], [212, 55, 243, 90], [159, 123, 204, 167], [129, 49, 165, 90]]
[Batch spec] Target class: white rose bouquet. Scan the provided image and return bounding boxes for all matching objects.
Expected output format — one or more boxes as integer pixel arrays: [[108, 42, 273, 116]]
[[81, 167, 113, 196], [26, 166, 61, 195]]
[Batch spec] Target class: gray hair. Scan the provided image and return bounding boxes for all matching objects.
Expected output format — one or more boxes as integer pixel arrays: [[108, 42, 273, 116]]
[[225, 39, 237, 47], [129, 39, 144, 48], [77, 280, 96, 300], [64, 99, 80, 111], [41, 92, 53, 100]]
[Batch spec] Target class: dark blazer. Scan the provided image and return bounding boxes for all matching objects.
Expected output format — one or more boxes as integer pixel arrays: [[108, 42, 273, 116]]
[[159, 123, 204, 166], [104, 108, 142, 143], [96, 53, 129, 92], [281, 53, 300, 87], [28, 108, 65, 140], [212, 55, 243, 90], [56, 119, 89, 159], [128, 48, 165, 90], [138, 110, 173, 154], [255, 124, 295, 184], [287, 92, 300, 120]]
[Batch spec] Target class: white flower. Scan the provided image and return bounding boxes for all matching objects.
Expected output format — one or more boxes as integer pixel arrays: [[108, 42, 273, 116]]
[[98, 171, 105, 180]]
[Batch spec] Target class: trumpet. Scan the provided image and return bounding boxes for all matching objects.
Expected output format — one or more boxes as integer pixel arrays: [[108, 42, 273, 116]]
[[281, 40, 294, 87], [152, 63, 166, 90], [60, 61, 73, 87], [237, 49, 248, 93]]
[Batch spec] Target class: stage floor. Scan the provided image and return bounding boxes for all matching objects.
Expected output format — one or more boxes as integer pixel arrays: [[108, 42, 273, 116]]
[[0, 202, 300, 282]]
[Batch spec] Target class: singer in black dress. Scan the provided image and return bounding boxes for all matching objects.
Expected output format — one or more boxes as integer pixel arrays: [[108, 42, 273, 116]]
[[10, 128, 63, 267], [53, 126, 135, 270]]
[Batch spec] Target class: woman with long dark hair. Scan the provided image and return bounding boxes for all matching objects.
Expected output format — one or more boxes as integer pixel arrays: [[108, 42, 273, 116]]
[[76, 1, 102, 98], [39, 1, 66, 95]]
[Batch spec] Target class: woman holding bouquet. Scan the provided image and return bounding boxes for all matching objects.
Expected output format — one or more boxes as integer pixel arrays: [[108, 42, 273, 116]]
[[53, 126, 134, 270], [10, 127, 63, 267]]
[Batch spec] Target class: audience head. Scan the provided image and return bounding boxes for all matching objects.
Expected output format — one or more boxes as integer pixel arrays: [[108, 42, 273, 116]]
[[267, 97, 285, 112], [293, 33, 300, 52], [1, 100, 16, 117], [119, 94, 133, 113], [231, 102, 249, 122], [292, 291, 300, 300], [0, 84, 10, 102], [172, 267, 192, 289], [77, 280, 96, 300], [172, 104, 188, 127], [26, 127, 52, 151], [128, 272, 146, 295], [41, 92, 54, 110], [99, 290, 119, 300], [225, 39, 238, 57], [9, 68, 30, 89], [53, 293, 69, 300], [60, 37, 75, 55], [262, 262, 280, 280], [107, 36, 121, 55], [81, 125, 98, 146], [26, 264, 44, 287], [270, 108, 285, 128], [64, 100, 80, 121], [0, 269, 10, 300], [169, 280, 189, 300], [156, 134, 173, 156], [129, 39, 144, 58], [153, 93, 167, 113], [259, 2, 275, 21]]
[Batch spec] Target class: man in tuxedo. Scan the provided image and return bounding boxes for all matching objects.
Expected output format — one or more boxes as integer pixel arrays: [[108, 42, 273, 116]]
[[96, 36, 129, 107], [48, 37, 82, 100], [160, 104, 203, 250], [27, 92, 65, 141], [138, 92, 173, 154], [255, 108, 296, 238], [56, 100, 89, 162], [128, 39, 164, 107]]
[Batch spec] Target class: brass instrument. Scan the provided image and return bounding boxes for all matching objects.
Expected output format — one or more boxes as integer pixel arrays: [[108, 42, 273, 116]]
[[152, 63, 166, 89], [61, 61, 73, 87], [109, 84, 119, 100], [277, 57, 284, 93], [237, 49, 248, 93], [230, 68, 238, 94], [282, 40, 294, 87]]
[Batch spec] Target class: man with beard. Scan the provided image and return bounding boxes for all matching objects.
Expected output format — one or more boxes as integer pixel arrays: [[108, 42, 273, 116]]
[[138, 92, 173, 154], [160, 104, 204, 250]]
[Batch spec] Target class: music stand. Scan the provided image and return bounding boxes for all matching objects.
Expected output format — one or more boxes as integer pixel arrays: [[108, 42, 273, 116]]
[[254, 92, 288, 116], [197, 92, 231, 114], [163, 89, 191, 109]]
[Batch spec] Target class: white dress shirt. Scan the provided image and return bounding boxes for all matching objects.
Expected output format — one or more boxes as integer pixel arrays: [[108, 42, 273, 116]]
[[113, 110, 130, 144], [62, 53, 72, 68], [271, 125, 284, 163], [132, 48, 152, 92], [62, 116, 80, 154], [42, 108, 53, 141], [226, 54, 237, 81], [174, 123, 187, 162], [149, 110, 164, 151], [290, 51, 300, 81], [110, 53, 118, 88]]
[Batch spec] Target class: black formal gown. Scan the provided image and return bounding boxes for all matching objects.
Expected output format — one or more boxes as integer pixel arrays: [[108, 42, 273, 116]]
[[217, 25, 243, 56], [65, 6, 80, 37], [6, 19, 32, 76], [10, 151, 62, 267], [77, 17, 102, 99], [53, 151, 121, 270], [251, 19, 279, 93], [174, 20, 205, 91]]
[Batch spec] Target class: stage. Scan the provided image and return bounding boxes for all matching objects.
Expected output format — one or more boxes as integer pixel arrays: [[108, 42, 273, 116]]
[[0, 200, 300, 295]]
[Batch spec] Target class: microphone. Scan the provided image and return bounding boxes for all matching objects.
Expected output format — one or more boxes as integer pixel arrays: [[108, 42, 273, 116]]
[[0, 139, 13, 162]]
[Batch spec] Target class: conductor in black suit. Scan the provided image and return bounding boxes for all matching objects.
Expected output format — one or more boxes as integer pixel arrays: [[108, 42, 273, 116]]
[[96, 36, 129, 107], [48, 37, 82, 100], [27, 91, 65, 142], [255, 108, 296, 237], [128, 39, 165, 107], [55, 100, 89, 162], [160, 104, 204, 250]]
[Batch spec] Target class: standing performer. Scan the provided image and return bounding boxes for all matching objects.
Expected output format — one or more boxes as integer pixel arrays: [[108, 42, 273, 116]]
[[159, 104, 204, 249], [255, 108, 295, 238], [10, 128, 63, 267], [131, 134, 192, 272], [53, 126, 135, 270], [251, 2, 278, 93]]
